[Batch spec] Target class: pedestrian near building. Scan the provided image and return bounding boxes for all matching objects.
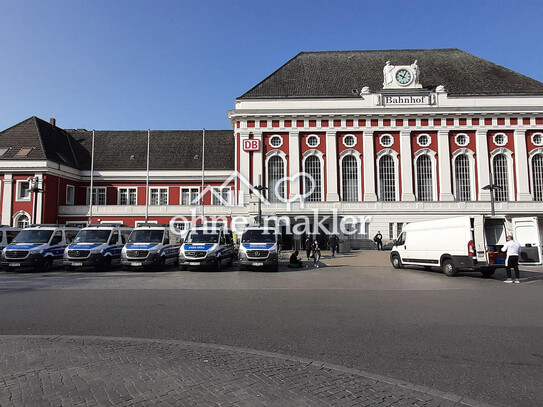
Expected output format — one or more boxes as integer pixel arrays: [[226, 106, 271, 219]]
[[373, 231, 383, 251], [304, 237, 313, 260], [288, 251, 303, 268], [312, 240, 321, 268], [328, 234, 339, 258], [501, 235, 521, 283]]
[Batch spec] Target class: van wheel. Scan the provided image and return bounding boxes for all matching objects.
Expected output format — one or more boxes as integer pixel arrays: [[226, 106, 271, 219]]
[[442, 259, 457, 277], [122, 265, 130, 271], [101, 257, 112, 272], [480, 268, 496, 277], [227, 255, 233, 267], [42, 258, 53, 273], [391, 254, 403, 269], [215, 258, 222, 272], [238, 264, 245, 271], [157, 256, 166, 271]]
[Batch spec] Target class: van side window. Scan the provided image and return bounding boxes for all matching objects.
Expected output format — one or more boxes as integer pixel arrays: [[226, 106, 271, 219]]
[[121, 230, 131, 244], [109, 230, 119, 245], [65, 230, 78, 244], [163, 230, 170, 245], [51, 231, 63, 245], [396, 232, 406, 246], [219, 232, 225, 245], [225, 233, 233, 245]]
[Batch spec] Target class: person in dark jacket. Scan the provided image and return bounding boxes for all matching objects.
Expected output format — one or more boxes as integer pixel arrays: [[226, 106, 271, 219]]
[[289, 251, 303, 268], [373, 231, 383, 251], [328, 235, 339, 258], [304, 237, 312, 260]]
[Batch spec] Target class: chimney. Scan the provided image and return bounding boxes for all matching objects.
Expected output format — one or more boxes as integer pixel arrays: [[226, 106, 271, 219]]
[[50, 118, 56, 126]]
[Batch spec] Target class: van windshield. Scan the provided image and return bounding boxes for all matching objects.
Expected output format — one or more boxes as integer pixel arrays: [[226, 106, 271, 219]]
[[13, 230, 53, 244], [185, 230, 219, 244], [128, 230, 164, 244], [241, 230, 276, 243], [73, 230, 111, 244]]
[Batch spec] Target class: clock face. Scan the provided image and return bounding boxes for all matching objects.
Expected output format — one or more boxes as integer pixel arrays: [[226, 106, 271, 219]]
[[395, 69, 412, 85]]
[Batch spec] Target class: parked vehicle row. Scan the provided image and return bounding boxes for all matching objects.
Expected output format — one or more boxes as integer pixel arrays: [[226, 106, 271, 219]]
[[0, 223, 282, 273]]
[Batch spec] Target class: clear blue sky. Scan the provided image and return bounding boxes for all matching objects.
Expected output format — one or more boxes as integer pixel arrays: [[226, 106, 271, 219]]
[[1, 0, 542, 131]]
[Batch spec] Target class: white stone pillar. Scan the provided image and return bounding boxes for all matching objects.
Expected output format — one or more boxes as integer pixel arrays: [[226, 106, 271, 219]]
[[437, 130, 454, 201], [325, 131, 339, 201], [514, 129, 531, 201], [2, 174, 13, 225], [288, 131, 300, 199], [363, 130, 377, 201], [400, 130, 415, 201], [476, 130, 490, 200], [252, 132, 263, 186], [35, 173, 44, 224], [238, 131, 251, 205]]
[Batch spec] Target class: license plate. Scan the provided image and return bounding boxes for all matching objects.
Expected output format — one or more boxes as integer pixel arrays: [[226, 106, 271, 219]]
[[189, 262, 200, 266], [72, 262, 83, 267], [9, 263, 20, 267], [131, 262, 143, 267], [252, 262, 264, 266]]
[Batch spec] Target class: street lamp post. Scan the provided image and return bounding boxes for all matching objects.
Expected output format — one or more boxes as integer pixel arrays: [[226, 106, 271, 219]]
[[253, 184, 268, 226], [482, 173, 502, 216], [28, 176, 44, 224]]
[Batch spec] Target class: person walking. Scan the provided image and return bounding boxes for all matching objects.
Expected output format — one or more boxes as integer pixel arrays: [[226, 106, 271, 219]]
[[501, 235, 521, 283], [328, 234, 339, 258], [312, 239, 321, 268], [373, 231, 383, 251], [304, 237, 312, 260]]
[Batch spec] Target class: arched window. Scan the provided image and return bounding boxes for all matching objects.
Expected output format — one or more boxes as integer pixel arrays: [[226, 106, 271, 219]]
[[267, 155, 285, 202], [493, 153, 509, 201], [532, 153, 543, 201], [378, 155, 396, 201], [341, 155, 358, 201], [15, 213, 30, 228], [304, 155, 322, 201], [454, 154, 471, 201], [416, 155, 433, 201]]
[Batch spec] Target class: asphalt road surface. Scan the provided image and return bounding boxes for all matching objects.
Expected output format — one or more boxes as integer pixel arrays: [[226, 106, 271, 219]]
[[0, 253, 542, 406]]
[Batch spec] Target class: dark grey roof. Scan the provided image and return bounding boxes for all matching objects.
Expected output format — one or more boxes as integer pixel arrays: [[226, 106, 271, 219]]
[[0, 117, 234, 171], [66, 129, 234, 171], [240, 48, 543, 98]]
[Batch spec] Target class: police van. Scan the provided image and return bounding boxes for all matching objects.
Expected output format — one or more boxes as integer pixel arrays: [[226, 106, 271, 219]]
[[63, 224, 132, 271], [2, 225, 80, 272], [178, 226, 235, 271], [121, 224, 181, 270], [0, 226, 22, 267], [238, 226, 281, 272]]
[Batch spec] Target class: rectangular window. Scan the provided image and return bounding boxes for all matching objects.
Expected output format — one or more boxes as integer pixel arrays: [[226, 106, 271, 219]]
[[389, 223, 394, 239], [212, 187, 231, 205], [66, 185, 75, 205], [87, 187, 107, 205], [180, 187, 200, 205], [16, 180, 31, 201], [119, 187, 137, 205], [150, 187, 168, 205], [397, 222, 403, 235]]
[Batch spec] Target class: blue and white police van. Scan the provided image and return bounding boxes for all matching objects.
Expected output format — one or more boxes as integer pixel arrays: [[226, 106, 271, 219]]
[[237, 226, 281, 272], [63, 224, 132, 271], [121, 223, 180, 270], [1, 225, 80, 272], [178, 226, 235, 271]]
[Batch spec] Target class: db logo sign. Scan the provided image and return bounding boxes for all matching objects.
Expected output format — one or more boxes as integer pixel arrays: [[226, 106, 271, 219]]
[[243, 139, 261, 152]]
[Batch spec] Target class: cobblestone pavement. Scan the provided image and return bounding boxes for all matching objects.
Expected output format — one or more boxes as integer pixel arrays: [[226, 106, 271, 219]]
[[0, 336, 491, 407]]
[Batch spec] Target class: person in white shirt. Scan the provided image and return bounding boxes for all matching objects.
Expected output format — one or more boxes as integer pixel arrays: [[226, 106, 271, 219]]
[[501, 235, 521, 283]]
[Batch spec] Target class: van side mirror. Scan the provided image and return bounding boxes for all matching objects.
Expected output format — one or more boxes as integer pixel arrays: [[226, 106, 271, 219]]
[[393, 239, 397, 246]]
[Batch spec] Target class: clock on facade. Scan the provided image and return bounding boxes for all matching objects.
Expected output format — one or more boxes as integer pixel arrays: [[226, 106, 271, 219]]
[[395, 69, 412, 85]]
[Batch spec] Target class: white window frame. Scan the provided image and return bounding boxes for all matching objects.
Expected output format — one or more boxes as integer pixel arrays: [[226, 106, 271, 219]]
[[269, 135, 284, 148], [118, 187, 138, 206], [65, 185, 75, 205], [302, 149, 325, 202], [493, 132, 508, 147], [180, 187, 201, 206], [149, 187, 169, 206], [452, 149, 476, 202], [342, 134, 357, 148], [528, 148, 543, 201], [379, 134, 393, 147], [86, 187, 107, 205], [211, 187, 232, 206], [454, 133, 470, 147], [531, 132, 543, 146], [16, 180, 31, 202], [376, 149, 399, 201], [135, 220, 158, 227], [265, 150, 287, 202], [416, 133, 431, 147], [305, 134, 321, 148], [414, 149, 438, 201], [490, 148, 514, 202], [339, 149, 362, 202], [13, 211, 31, 228]]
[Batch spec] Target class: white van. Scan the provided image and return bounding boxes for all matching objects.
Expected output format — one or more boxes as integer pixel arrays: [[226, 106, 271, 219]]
[[178, 226, 235, 271], [63, 224, 132, 271], [121, 224, 181, 270], [2, 225, 80, 272], [390, 215, 542, 277], [238, 226, 281, 272]]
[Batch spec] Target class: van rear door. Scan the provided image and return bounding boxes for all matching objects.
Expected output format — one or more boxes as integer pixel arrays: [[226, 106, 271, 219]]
[[473, 216, 488, 264], [512, 217, 542, 265]]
